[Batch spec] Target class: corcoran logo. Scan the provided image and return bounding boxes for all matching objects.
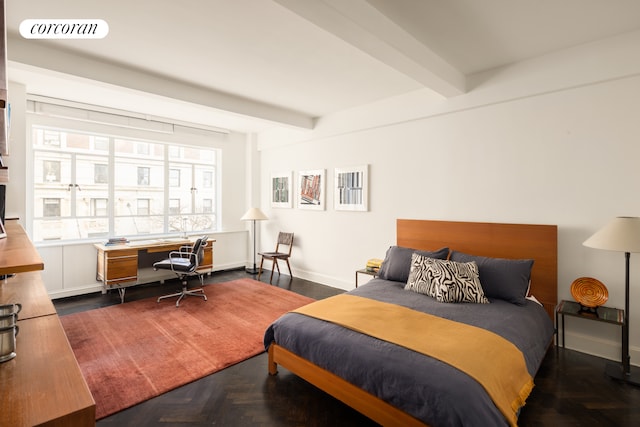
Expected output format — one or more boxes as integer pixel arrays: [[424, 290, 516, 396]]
[[19, 19, 109, 39]]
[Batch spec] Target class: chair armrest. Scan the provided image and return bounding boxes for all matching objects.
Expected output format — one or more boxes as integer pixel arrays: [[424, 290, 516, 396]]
[[169, 250, 193, 260], [168, 249, 200, 270], [164, 250, 190, 271]]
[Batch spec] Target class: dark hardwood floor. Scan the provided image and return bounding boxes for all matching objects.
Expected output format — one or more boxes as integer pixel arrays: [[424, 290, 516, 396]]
[[53, 270, 640, 426]]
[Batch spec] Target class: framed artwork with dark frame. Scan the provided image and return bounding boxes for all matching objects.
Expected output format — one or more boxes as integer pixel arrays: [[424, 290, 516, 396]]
[[271, 171, 292, 208], [334, 164, 368, 211], [297, 169, 325, 210]]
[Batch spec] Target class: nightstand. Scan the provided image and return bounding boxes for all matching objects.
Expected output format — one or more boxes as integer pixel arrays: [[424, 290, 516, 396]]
[[355, 269, 377, 287], [556, 300, 625, 360]]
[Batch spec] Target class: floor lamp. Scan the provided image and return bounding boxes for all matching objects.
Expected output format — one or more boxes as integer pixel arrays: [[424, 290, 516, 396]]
[[584, 216, 640, 386], [241, 207, 268, 274]]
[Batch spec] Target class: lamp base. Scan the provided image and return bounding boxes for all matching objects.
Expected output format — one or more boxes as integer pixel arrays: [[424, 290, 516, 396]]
[[605, 362, 640, 387], [245, 266, 259, 275]]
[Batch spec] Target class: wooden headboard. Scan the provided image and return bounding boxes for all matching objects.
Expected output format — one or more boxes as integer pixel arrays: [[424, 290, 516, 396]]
[[397, 219, 558, 320]]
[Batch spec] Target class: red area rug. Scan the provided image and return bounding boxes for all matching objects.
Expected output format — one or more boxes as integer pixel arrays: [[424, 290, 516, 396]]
[[60, 279, 314, 419]]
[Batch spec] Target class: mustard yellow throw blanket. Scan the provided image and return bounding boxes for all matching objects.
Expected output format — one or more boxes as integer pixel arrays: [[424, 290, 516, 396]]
[[293, 294, 533, 427]]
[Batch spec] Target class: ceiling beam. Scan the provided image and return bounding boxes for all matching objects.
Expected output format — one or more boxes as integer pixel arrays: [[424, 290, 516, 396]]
[[275, 0, 466, 98], [7, 35, 315, 130]]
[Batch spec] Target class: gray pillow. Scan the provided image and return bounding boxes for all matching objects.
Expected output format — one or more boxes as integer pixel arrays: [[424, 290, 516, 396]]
[[377, 246, 449, 283], [449, 251, 533, 305]]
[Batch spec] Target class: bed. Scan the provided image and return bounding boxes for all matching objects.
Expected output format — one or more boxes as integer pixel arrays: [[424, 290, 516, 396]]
[[264, 219, 557, 426]]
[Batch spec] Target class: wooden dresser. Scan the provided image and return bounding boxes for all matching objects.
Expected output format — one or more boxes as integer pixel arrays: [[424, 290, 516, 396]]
[[0, 220, 96, 426]]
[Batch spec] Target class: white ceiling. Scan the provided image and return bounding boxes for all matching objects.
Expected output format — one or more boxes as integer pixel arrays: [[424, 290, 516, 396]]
[[6, 0, 640, 133]]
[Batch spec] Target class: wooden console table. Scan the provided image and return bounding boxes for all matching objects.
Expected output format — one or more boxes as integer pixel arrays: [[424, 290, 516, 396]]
[[0, 309, 96, 426], [0, 220, 96, 426], [95, 237, 215, 302], [0, 220, 44, 275]]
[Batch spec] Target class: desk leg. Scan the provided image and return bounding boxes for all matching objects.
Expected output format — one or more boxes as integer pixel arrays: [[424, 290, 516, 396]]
[[355, 271, 358, 288], [561, 313, 565, 348]]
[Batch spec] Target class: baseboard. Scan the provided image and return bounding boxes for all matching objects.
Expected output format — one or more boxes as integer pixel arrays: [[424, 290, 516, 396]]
[[291, 268, 353, 291], [49, 284, 104, 299], [561, 330, 640, 367], [212, 266, 246, 273], [212, 263, 246, 272]]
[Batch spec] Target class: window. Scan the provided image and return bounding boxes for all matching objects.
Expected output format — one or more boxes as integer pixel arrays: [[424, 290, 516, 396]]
[[169, 199, 180, 214], [136, 199, 150, 215], [169, 146, 181, 158], [93, 136, 109, 151], [94, 164, 108, 184], [43, 198, 61, 217], [203, 171, 213, 188], [203, 199, 213, 213], [31, 125, 219, 242], [169, 169, 180, 187], [43, 130, 61, 147], [135, 142, 150, 155], [137, 167, 150, 186], [168, 152, 217, 233], [90, 198, 108, 216], [43, 160, 61, 182]]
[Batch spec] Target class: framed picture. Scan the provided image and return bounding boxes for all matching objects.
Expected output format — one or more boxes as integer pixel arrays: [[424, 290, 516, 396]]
[[297, 169, 325, 210], [271, 171, 292, 208], [334, 164, 368, 211]]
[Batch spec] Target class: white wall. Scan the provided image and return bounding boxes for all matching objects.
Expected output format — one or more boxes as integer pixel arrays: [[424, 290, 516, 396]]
[[257, 31, 640, 365]]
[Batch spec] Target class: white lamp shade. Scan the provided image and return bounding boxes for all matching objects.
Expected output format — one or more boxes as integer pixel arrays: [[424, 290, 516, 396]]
[[240, 207, 268, 221], [583, 217, 640, 253]]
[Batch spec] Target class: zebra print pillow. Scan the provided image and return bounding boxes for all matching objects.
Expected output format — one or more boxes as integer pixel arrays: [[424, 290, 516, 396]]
[[405, 254, 490, 304]]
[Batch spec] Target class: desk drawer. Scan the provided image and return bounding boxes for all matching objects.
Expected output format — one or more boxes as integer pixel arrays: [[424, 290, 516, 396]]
[[102, 251, 138, 285], [203, 246, 214, 267], [198, 246, 214, 272]]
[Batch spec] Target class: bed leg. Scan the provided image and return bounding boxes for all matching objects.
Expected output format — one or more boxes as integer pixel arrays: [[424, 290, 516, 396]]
[[268, 343, 278, 375]]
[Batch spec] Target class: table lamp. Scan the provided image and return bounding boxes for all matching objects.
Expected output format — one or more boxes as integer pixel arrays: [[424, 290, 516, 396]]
[[241, 207, 268, 274], [583, 216, 640, 386]]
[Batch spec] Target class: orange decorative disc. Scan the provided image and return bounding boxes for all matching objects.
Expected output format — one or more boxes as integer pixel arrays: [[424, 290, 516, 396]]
[[570, 277, 608, 308]]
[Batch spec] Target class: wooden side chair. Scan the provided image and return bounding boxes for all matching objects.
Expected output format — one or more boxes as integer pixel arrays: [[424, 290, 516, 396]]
[[258, 232, 294, 284]]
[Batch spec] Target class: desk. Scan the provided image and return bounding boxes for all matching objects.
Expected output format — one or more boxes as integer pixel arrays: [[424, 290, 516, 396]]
[[95, 237, 215, 302]]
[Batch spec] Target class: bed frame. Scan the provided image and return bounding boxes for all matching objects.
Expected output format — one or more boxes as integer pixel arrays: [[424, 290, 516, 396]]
[[268, 219, 558, 426]]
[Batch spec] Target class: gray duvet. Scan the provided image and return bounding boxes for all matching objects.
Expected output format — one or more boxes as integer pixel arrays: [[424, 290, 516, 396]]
[[264, 278, 554, 426]]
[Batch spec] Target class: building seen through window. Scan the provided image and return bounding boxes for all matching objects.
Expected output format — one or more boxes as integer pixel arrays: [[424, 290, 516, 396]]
[[31, 126, 218, 242]]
